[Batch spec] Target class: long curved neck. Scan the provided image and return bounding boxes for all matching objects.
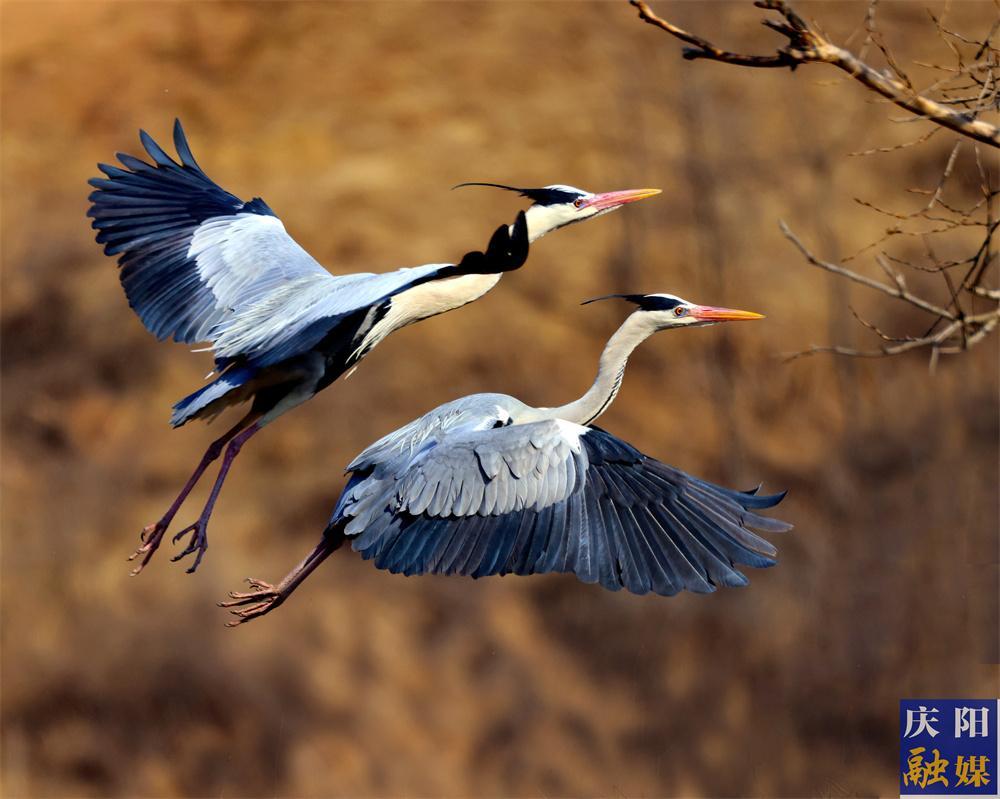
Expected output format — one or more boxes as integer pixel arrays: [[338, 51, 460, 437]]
[[541, 312, 656, 426]]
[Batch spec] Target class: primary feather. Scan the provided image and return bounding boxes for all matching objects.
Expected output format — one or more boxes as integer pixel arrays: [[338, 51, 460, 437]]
[[334, 402, 788, 596]]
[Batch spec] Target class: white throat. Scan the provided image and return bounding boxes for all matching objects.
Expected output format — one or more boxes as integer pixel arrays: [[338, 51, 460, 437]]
[[514, 204, 580, 243]]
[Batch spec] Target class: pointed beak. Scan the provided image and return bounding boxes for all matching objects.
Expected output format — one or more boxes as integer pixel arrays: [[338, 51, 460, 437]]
[[690, 305, 765, 322], [578, 187, 661, 211]]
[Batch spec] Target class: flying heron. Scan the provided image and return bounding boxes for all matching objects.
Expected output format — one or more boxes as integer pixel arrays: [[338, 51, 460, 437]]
[[88, 121, 660, 574], [221, 292, 791, 625]]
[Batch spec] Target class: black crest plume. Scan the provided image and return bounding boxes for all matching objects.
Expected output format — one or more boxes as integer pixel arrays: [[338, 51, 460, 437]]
[[453, 182, 581, 206], [582, 294, 683, 311]]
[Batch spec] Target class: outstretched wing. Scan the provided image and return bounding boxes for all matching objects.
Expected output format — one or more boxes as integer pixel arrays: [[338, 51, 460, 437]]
[[88, 119, 338, 345], [336, 421, 791, 596], [89, 123, 529, 371], [208, 210, 530, 370]]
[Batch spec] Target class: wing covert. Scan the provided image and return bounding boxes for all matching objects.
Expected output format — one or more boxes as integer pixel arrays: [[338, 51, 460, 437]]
[[335, 422, 791, 596], [89, 119, 334, 345], [92, 126, 530, 372], [214, 211, 531, 369]]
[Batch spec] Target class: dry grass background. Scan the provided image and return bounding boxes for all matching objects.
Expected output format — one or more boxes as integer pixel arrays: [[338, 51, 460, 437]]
[[1, 1, 998, 797]]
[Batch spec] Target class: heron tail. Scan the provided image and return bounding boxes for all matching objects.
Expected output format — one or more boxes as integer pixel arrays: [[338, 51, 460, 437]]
[[170, 365, 259, 427]]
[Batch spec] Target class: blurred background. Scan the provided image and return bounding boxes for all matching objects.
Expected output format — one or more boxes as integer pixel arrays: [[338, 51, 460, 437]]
[[2, 1, 997, 796]]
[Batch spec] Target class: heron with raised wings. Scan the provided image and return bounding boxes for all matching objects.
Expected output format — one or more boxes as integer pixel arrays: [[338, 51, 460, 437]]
[[221, 293, 791, 625], [88, 121, 660, 574]]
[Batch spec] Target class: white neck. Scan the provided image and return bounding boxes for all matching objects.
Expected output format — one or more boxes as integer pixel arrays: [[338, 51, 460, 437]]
[[512, 204, 577, 243], [540, 312, 657, 426], [353, 273, 501, 361]]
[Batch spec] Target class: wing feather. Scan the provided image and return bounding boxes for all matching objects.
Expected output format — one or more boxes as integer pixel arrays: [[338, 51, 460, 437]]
[[336, 421, 789, 597], [89, 121, 328, 345], [90, 121, 471, 369]]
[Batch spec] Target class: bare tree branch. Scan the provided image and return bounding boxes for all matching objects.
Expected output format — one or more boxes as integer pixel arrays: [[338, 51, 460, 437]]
[[631, 0, 999, 365], [782, 319, 963, 362], [784, 311, 999, 363], [779, 217, 999, 363], [629, 0, 1000, 147], [779, 221, 957, 319], [972, 285, 1000, 300], [630, 0, 797, 68]]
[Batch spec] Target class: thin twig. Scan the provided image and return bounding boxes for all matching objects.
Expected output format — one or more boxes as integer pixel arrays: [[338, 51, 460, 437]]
[[783, 313, 1000, 361], [848, 126, 938, 156], [783, 319, 961, 361], [778, 220, 957, 319]]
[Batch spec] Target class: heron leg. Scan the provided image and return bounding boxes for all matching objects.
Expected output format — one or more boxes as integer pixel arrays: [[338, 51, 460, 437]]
[[219, 531, 345, 626], [169, 421, 264, 574], [129, 411, 259, 575]]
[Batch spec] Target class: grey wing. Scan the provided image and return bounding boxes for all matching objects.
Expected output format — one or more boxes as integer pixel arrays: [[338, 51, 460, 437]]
[[88, 119, 340, 346], [206, 264, 443, 368], [217, 210, 531, 369], [91, 123, 530, 370], [336, 421, 791, 596], [88, 120, 451, 372]]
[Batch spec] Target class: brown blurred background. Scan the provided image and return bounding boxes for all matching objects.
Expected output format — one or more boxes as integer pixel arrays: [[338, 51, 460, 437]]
[[2, 1, 997, 797]]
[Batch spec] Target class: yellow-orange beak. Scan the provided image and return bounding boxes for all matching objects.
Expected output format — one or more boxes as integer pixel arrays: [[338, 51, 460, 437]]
[[578, 187, 662, 211], [690, 305, 765, 322]]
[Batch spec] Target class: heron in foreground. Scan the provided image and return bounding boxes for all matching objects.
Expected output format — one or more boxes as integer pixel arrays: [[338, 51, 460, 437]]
[[222, 293, 791, 625], [88, 121, 660, 574]]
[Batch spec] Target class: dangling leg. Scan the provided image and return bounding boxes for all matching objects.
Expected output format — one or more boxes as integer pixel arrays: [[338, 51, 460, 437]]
[[169, 420, 264, 573], [219, 528, 346, 626], [164, 371, 322, 574], [129, 410, 260, 575]]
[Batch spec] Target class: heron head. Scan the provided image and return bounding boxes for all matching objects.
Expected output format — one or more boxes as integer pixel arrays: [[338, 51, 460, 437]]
[[582, 293, 764, 330], [453, 183, 660, 241]]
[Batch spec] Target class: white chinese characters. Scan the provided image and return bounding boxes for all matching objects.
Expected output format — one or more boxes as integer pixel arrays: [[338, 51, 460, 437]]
[[955, 706, 990, 738], [904, 706, 941, 739]]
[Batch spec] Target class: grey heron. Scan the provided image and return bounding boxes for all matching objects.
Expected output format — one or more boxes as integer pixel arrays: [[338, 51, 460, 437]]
[[221, 293, 791, 625], [88, 121, 660, 574]]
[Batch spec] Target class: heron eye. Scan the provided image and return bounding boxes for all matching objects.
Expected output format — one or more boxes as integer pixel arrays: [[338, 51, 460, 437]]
[[674, 306, 688, 317], [573, 198, 585, 208]]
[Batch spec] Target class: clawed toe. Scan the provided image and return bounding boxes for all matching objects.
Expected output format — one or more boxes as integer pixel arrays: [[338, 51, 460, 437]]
[[218, 578, 277, 605], [127, 544, 146, 563], [219, 578, 284, 625], [127, 521, 169, 575], [224, 602, 274, 626], [170, 522, 208, 573], [126, 517, 209, 575]]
